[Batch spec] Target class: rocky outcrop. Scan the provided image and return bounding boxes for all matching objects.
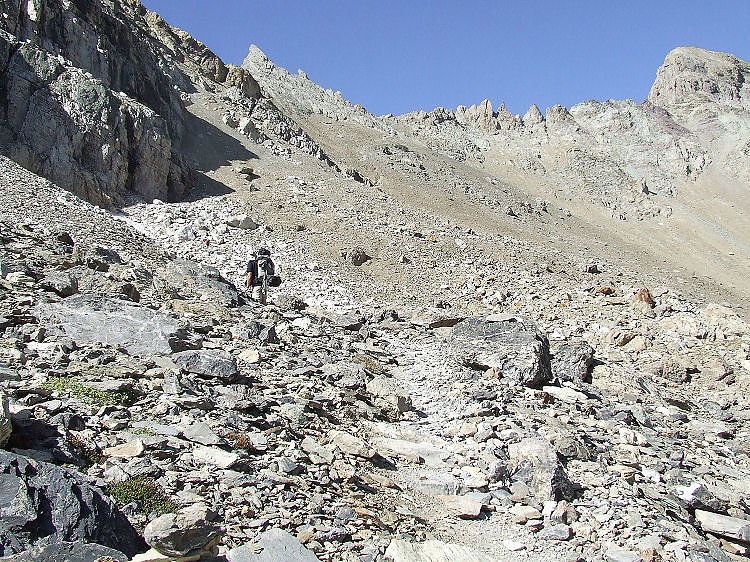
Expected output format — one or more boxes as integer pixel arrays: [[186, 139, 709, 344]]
[[649, 46, 750, 111], [0, 0, 193, 206], [143, 11, 260, 99], [0, 0, 266, 207], [0, 450, 144, 557]]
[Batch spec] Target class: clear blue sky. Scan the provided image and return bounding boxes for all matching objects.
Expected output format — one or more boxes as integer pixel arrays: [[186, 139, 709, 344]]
[[142, 0, 749, 117]]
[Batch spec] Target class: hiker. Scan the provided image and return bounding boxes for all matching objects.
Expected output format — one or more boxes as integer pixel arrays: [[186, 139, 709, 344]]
[[245, 248, 280, 304]]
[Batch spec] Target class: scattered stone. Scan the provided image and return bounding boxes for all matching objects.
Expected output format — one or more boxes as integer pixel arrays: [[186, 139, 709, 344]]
[[695, 509, 750, 543], [174, 349, 239, 382], [349, 247, 371, 266], [439, 495, 484, 519], [538, 523, 572, 541], [385, 539, 499, 562], [192, 446, 240, 469], [226, 528, 320, 561]]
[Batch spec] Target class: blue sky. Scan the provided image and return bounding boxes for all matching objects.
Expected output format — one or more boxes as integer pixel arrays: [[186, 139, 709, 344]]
[[142, 1, 749, 117]]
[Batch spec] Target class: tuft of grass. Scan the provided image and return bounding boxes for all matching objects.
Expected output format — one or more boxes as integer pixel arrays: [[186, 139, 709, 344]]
[[43, 376, 138, 407], [130, 428, 156, 437], [107, 477, 178, 516]]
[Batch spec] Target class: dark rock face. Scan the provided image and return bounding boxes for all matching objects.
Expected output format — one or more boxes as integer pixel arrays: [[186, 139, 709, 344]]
[[35, 294, 200, 356], [0, 450, 144, 557], [0, 0, 192, 206], [0, 541, 128, 562], [449, 316, 552, 388]]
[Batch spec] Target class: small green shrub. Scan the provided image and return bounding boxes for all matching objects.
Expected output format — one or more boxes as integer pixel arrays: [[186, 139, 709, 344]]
[[68, 434, 106, 466], [43, 376, 138, 407], [107, 477, 178, 516]]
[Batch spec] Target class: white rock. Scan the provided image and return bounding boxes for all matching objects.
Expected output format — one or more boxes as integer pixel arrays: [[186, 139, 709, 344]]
[[192, 446, 240, 469], [385, 539, 499, 561]]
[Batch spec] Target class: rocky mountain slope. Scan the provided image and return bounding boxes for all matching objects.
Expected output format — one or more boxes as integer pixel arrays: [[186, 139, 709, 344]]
[[1, 1, 750, 561]]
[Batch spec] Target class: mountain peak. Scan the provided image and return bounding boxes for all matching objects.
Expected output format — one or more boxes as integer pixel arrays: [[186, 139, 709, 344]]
[[649, 46, 750, 111]]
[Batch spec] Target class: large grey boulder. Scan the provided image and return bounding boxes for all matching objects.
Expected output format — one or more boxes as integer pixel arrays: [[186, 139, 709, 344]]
[[35, 294, 199, 356], [448, 316, 552, 388], [226, 528, 320, 561], [162, 260, 241, 307], [174, 349, 239, 382], [0, 450, 143, 557]]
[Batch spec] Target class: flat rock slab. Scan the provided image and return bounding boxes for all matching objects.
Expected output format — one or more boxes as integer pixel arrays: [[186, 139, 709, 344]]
[[226, 528, 320, 561], [448, 316, 552, 388], [0, 450, 143, 557], [385, 539, 499, 562], [695, 509, 750, 543], [35, 294, 195, 356]]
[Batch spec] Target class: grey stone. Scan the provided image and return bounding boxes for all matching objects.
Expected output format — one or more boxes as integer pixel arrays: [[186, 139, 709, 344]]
[[449, 316, 552, 388], [35, 294, 198, 356], [226, 528, 320, 561], [508, 438, 574, 501], [174, 349, 239, 382], [0, 450, 143, 557], [695, 509, 750, 543], [552, 341, 595, 384], [538, 523, 572, 541], [183, 422, 223, 446], [38, 271, 78, 297], [349, 248, 371, 266], [162, 260, 241, 307], [144, 502, 221, 557]]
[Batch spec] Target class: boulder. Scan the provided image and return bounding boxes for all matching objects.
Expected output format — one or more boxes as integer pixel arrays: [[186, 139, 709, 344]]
[[174, 349, 239, 382], [161, 260, 241, 307], [144, 502, 221, 558], [507, 438, 574, 502], [449, 316, 552, 388], [552, 341, 595, 384], [226, 528, 320, 561], [226, 214, 258, 230], [38, 271, 78, 297], [35, 294, 198, 356], [0, 450, 144, 557], [695, 510, 750, 543]]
